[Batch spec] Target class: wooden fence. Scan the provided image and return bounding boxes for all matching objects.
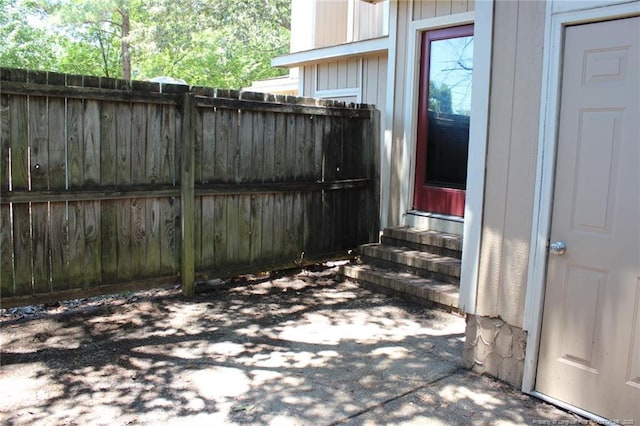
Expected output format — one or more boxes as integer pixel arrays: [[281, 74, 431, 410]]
[[0, 68, 379, 308]]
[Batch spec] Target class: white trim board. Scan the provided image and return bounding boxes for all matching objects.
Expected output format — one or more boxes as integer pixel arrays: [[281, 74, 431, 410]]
[[380, 0, 399, 230], [521, 0, 640, 397], [394, 8, 491, 316], [314, 88, 362, 103], [272, 36, 389, 68]]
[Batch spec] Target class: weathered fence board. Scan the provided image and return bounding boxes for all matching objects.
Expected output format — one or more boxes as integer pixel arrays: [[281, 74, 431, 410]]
[[0, 68, 379, 307]]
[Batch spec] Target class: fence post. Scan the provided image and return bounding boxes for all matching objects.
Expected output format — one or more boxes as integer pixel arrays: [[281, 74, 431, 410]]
[[180, 93, 195, 297], [371, 107, 381, 242]]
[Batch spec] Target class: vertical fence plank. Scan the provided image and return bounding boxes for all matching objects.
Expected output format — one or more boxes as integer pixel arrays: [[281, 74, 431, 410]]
[[100, 102, 118, 282], [67, 96, 85, 289], [67, 98, 84, 188], [161, 105, 176, 184], [12, 203, 32, 295], [143, 99, 160, 282], [226, 195, 239, 265], [193, 106, 204, 184], [131, 103, 147, 184], [10, 93, 31, 294], [229, 109, 240, 183], [261, 194, 274, 263], [274, 114, 286, 181], [48, 97, 66, 190], [214, 109, 229, 182], [201, 196, 215, 269], [47, 92, 66, 296], [252, 112, 265, 182], [101, 200, 118, 283], [294, 114, 306, 179], [285, 115, 296, 180], [249, 194, 262, 266], [29, 96, 49, 190], [180, 94, 195, 296], [201, 108, 215, 183], [238, 195, 251, 265], [28, 94, 50, 294], [84, 200, 101, 286], [1, 95, 14, 296], [160, 196, 179, 276], [293, 192, 304, 261], [83, 100, 101, 186], [67, 201, 85, 288], [116, 103, 132, 186], [262, 112, 275, 182], [239, 111, 253, 182], [9, 95, 28, 191], [146, 104, 162, 184], [116, 102, 133, 281], [1, 204, 14, 297], [117, 198, 133, 280], [273, 193, 285, 262], [49, 202, 69, 290], [144, 198, 161, 277], [130, 198, 146, 279], [213, 195, 227, 268], [0, 95, 9, 191], [285, 193, 297, 261], [31, 202, 50, 294], [193, 195, 203, 271], [100, 102, 117, 185], [83, 100, 102, 286]]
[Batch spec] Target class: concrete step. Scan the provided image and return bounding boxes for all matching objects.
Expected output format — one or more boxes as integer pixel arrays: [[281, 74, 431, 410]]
[[360, 243, 461, 285], [381, 226, 462, 259], [340, 263, 460, 313]]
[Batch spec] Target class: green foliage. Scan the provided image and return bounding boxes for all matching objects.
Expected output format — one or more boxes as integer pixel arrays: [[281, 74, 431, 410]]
[[0, 0, 58, 70], [0, 0, 290, 88], [429, 82, 452, 114]]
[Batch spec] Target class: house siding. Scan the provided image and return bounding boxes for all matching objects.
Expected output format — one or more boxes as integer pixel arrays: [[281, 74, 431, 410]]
[[315, 1, 349, 48], [476, 0, 546, 327], [413, 0, 475, 20], [353, 0, 387, 40], [300, 54, 386, 109]]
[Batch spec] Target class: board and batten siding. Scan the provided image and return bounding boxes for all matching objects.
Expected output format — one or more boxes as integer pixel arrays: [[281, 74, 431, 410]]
[[475, 0, 546, 326], [301, 54, 387, 111], [413, 0, 475, 19], [313, 0, 387, 49]]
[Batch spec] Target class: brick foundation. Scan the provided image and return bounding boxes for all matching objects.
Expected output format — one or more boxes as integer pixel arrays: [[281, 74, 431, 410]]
[[463, 314, 527, 388]]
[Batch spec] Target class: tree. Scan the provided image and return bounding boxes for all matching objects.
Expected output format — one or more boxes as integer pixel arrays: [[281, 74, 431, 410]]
[[35, 0, 134, 79], [429, 82, 452, 114], [0, 0, 58, 70], [2, 0, 290, 88]]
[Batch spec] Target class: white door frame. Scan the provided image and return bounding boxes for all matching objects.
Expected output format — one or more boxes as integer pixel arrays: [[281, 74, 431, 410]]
[[396, 1, 493, 314], [522, 0, 640, 408]]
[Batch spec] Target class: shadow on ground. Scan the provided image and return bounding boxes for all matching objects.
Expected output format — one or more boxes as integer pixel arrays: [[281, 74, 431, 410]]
[[0, 266, 580, 425]]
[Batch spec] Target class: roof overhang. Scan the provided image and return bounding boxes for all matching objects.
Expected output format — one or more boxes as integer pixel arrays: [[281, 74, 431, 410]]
[[272, 36, 389, 68]]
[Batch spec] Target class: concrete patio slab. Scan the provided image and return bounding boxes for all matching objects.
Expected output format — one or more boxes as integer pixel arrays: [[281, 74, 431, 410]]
[[0, 266, 584, 425]]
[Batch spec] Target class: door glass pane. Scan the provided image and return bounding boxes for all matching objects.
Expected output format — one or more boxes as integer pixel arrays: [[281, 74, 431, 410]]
[[425, 35, 473, 189]]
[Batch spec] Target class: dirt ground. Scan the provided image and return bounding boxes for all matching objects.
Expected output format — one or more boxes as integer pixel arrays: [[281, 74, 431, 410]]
[[0, 264, 584, 425]]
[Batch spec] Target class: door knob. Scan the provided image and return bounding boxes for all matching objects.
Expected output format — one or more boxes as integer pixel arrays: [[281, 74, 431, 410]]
[[549, 241, 567, 256]]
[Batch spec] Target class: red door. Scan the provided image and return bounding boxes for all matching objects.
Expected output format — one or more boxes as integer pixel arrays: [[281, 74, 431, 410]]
[[414, 25, 474, 217]]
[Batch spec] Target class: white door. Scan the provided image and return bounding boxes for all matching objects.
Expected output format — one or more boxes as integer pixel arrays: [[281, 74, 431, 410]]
[[536, 16, 640, 420]]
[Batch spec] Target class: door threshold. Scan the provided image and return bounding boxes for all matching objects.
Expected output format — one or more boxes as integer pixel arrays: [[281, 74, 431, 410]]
[[527, 391, 616, 425], [404, 211, 464, 234], [407, 210, 464, 222]]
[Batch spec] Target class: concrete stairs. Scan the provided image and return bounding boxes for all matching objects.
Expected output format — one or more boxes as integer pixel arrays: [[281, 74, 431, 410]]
[[340, 226, 462, 313]]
